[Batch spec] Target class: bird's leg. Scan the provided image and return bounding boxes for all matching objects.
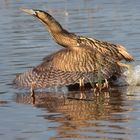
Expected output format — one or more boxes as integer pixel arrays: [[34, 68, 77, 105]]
[[30, 87, 34, 97], [79, 91, 87, 100], [94, 83, 101, 93], [102, 79, 109, 89], [30, 86, 35, 104], [79, 78, 85, 91], [94, 79, 109, 94]]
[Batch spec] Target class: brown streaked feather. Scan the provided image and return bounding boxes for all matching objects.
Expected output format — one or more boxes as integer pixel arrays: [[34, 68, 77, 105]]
[[37, 47, 121, 76], [14, 65, 114, 90], [21, 8, 133, 62], [77, 37, 134, 62], [17, 8, 130, 90], [14, 68, 82, 89]]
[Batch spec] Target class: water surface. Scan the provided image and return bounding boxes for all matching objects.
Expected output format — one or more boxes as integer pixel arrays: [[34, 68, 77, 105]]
[[0, 0, 140, 140]]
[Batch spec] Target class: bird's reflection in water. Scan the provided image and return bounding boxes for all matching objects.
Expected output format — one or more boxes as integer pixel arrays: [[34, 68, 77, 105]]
[[0, 100, 8, 106], [15, 87, 134, 140]]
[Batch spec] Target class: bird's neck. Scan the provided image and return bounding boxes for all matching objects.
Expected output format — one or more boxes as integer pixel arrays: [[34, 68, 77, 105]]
[[41, 17, 78, 48], [48, 27, 77, 48]]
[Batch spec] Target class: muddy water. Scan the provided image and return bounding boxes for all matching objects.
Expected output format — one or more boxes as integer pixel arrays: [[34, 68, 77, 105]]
[[0, 0, 140, 140]]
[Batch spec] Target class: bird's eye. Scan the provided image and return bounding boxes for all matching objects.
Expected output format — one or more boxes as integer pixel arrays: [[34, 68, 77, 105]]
[[34, 11, 39, 17]]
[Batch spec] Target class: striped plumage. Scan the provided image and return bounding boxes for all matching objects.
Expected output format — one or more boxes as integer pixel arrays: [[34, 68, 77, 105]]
[[14, 68, 82, 89], [14, 47, 121, 90], [76, 37, 133, 62], [21, 8, 133, 63], [38, 48, 121, 75], [14, 8, 133, 94]]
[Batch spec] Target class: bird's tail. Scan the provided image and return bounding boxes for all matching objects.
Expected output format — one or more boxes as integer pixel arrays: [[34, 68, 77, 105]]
[[118, 45, 134, 61]]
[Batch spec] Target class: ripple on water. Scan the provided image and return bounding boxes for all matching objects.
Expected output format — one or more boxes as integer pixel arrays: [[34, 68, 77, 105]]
[[0, 0, 140, 140]]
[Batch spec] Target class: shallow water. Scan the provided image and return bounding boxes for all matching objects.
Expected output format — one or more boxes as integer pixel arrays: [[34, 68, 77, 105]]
[[0, 0, 140, 140]]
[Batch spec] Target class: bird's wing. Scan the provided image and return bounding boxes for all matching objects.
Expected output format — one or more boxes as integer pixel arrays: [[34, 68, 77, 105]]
[[36, 47, 121, 79], [14, 68, 84, 89], [13, 46, 121, 89], [77, 36, 134, 61]]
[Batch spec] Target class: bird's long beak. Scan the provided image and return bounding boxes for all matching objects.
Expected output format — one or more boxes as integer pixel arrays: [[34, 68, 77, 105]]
[[20, 8, 36, 15]]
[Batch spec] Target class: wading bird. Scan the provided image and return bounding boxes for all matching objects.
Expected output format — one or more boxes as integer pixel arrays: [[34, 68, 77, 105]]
[[14, 8, 133, 96], [14, 44, 121, 97]]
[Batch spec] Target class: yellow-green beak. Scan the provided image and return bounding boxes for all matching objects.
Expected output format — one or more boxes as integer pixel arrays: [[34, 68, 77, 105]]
[[20, 8, 36, 15]]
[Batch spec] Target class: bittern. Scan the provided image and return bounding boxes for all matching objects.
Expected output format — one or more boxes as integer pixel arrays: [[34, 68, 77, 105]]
[[14, 46, 121, 96], [14, 8, 133, 95]]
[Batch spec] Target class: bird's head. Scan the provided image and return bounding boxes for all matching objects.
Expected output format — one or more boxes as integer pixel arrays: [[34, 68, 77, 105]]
[[20, 8, 70, 45], [20, 8, 58, 27]]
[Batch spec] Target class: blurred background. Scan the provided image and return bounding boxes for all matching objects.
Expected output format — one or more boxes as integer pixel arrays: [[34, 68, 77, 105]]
[[0, 0, 140, 140]]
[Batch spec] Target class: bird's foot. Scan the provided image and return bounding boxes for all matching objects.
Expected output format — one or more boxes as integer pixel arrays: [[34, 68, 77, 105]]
[[94, 79, 109, 95], [30, 88, 35, 104]]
